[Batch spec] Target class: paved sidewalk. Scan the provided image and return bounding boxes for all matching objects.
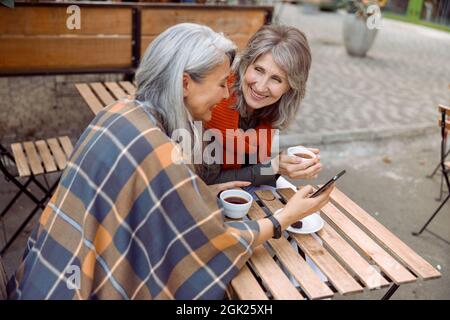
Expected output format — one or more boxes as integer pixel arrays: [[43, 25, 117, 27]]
[[277, 5, 450, 146]]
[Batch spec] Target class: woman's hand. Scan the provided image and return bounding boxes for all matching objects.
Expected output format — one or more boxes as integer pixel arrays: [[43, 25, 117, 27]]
[[276, 184, 334, 229], [208, 181, 251, 197], [271, 148, 322, 180]]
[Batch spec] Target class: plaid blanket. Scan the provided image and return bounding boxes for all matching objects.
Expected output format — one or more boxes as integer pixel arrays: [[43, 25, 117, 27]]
[[7, 100, 259, 300]]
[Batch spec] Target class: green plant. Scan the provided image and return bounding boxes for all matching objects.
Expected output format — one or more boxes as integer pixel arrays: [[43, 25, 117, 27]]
[[337, 0, 387, 18]]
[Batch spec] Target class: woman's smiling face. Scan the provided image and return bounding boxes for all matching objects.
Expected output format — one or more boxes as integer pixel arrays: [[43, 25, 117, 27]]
[[242, 52, 290, 111], [183, 57, 231, 122]]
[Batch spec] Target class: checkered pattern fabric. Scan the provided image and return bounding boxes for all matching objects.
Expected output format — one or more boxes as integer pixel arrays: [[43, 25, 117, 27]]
[[7, 100, 259, 300]]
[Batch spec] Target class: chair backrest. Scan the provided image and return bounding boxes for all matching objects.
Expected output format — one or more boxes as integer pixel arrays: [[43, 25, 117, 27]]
[[438, 104, 450, 138], [0, 2, 272, 76], [438, 104, 450, 117]]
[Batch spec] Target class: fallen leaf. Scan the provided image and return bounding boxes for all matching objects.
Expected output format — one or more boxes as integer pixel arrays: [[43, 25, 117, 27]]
[[382, 156, 392, 164]]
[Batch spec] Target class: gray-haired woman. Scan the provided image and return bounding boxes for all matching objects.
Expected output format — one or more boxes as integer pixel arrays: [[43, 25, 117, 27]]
[[203, 24, 321, 188], [7, 23, 333, 300]]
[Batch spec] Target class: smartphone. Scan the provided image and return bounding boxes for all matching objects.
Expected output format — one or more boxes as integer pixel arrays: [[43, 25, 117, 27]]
[[310, 170, 346, 198]]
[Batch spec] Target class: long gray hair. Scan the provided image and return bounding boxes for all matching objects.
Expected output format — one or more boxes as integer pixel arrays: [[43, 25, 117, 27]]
[[135, 23, 236, 138], [233, 24, 312, 129]]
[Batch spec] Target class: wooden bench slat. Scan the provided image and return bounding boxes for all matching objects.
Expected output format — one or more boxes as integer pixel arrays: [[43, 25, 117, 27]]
[[91, 82, 116, 106], [249, 245, 304, 300], [255, 190, 364, 296], [75, 83, 103, 115], [58, 136, 74, 159], [230, 264, 268, 300], [10, 143, 31, 177], [277, 188, 390, 290], [318, 223, 391, 289], [22, 142, 44, 176], [438, 104, 450, 116], [321, 201, 417, 285], [247, 200, 334, 300], [119, 81, 136, 95], [104, 82, 127, 100], [329, 188, 441, 280], [47, 138, 67, 171], [35, 140, 57, 173], [291, 232, 364, 295]]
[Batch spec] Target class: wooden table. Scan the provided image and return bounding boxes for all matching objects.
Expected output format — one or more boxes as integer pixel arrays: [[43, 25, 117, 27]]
[[75, 83, 442, 299], [227, 187, 441, 300]]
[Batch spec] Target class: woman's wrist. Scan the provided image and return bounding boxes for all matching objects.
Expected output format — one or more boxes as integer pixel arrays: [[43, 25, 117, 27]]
[[273, 207, 294, 231]]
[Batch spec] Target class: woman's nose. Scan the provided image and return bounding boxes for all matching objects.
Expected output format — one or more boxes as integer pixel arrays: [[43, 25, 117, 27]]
[[254, 77, 268, 92]]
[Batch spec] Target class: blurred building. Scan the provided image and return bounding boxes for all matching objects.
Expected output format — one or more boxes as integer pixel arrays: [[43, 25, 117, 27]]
[[387, 0, 450, 26]]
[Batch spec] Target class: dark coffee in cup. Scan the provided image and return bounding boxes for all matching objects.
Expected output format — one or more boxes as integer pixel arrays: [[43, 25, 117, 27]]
[[224, 196, 248, 205], [295, 153, 313, 159]]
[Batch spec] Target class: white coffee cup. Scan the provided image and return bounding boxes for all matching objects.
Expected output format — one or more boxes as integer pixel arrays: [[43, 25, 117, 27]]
[[287, 146, 316, 161], [219, 189, 253, 219]]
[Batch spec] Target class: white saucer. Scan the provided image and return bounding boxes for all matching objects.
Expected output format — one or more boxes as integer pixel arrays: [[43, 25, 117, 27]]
[[273, 209, 324, 234], [287, 213, 324, 234]]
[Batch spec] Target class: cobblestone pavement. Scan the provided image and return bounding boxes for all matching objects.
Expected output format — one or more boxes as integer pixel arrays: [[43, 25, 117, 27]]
[[276, 5, 450, 141]]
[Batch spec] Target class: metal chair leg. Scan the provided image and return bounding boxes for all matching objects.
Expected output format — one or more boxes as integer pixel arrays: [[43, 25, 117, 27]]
[[428, 148, 450, 178], [413, 193, 450, 236], [0, 178, 59, 256], [436, 172, 444, 201], [381, 284, 399, 300], [0, 177, 33, 218]]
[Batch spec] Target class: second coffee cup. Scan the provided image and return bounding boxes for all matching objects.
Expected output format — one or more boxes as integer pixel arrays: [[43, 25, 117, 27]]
[[287, 146, 316, 161]]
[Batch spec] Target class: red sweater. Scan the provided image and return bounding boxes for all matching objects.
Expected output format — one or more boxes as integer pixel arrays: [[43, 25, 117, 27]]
[[205, 81, 273, 170]]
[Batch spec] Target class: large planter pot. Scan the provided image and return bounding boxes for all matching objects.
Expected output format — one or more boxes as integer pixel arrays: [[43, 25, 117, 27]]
[[342, 13, 378, 57]]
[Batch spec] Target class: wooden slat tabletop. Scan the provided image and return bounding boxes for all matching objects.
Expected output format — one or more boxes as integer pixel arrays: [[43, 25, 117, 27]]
[[247, 201, 333, 299], [319, 201, 416, 285], [230, 264, 268, 300], [329, 188, 441, 280], [228, 187, 440, 300], [278, 188, 389, 290], [249, 245, 305, 300], [255, 190, 363, 296]]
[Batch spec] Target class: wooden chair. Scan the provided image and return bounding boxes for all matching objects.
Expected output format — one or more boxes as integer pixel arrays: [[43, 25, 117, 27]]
[[427, 84, 450, 186], [0, 136, 73, 255], [75, 81, 136, 115], [413, 104, 450, 236]]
